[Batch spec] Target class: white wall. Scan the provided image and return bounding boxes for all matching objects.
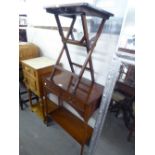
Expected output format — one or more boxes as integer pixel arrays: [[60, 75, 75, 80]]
[[96, 0, 127, 18], [118, 0, 135, 49]]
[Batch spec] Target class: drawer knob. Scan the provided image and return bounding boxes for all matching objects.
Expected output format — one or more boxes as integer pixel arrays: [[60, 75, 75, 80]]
[[44, 82, 47, 85]]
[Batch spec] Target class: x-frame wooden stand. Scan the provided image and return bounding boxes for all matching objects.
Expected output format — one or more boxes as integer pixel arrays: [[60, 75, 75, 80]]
[[43, 3, 113, 155], [50, 13, 107, 93]]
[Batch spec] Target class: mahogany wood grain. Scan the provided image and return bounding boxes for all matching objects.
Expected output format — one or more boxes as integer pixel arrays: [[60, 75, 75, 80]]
[[49, 107, 93, 145], [43, 70, 103, 121]]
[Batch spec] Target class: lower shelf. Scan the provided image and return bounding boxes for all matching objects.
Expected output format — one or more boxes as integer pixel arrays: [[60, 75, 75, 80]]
[[31, 99, 58, 120], [49, 107, 93, 145]]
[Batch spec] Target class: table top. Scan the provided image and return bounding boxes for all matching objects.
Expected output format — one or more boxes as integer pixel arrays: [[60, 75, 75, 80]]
[[22, 56, 56, 69], [45, 3, 113, 19]]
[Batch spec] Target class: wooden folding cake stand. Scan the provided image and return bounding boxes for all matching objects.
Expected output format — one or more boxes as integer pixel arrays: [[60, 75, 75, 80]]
[[42, 3, 113, 155]]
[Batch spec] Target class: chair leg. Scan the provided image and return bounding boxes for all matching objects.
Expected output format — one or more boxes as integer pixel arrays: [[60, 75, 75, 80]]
[[28, 89, 33, 111], [19, 91, 23, 110], [127, 122, 135, 142]]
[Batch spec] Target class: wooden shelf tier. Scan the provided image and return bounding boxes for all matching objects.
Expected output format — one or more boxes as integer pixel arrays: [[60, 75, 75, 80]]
[[31, 98, 58, 120], [48, 107, 93, 145]]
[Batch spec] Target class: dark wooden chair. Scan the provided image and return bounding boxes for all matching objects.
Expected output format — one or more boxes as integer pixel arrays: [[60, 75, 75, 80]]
[[109, 63, 135, 141], [110, 81, 135, 141]]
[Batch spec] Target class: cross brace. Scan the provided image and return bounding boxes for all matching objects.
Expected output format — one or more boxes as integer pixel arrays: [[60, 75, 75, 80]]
[[50, 14, 106, 93]]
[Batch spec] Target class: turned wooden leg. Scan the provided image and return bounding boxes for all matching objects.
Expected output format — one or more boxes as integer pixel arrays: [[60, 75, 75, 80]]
[[28, 89, 33, 111], [41, 97, 46, 123], [43, 88, 49, 125]]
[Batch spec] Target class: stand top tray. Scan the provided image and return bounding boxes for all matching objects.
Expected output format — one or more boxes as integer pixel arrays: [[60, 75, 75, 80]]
[[45, 3, 113, 19]]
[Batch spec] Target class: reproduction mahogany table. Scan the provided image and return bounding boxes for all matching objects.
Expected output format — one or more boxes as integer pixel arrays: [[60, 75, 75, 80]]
[[43, 3, 113, 155]]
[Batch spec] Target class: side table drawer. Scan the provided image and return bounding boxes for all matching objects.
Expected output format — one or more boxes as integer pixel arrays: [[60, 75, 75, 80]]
[[61, 91, 84, 113], [43, 79, 62, 96], [24, 75, 38, 95], [23, 65, 36, 78], [21, 57, 56, 98], [43, 78, 84, 114], [29, 78, 37, 91]]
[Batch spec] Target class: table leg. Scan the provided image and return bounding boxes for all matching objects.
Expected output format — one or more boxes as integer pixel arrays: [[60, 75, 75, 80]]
[[28, 89, 33, 111], [41, 97, 46, 123], [43, 88, 49, 125]]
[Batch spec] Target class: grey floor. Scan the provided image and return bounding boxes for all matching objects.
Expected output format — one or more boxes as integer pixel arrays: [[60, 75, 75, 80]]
[[19, 104, 134, 155]]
